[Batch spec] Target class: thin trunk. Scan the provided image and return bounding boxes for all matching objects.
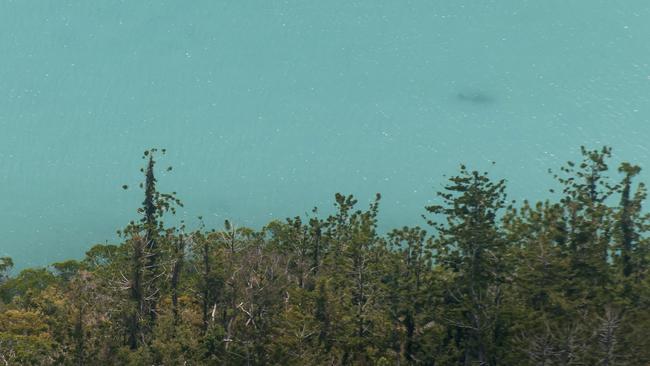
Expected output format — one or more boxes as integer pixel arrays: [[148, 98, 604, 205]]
[[171, 236, 184, 325], [201, 240, 211, 331], [143, 155, 159, 325], [129, 237, 144, 349], [620, 176, 634, 277]]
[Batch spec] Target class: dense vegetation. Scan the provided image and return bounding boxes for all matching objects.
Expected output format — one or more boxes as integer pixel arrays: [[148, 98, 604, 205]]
[[1, 146, 649, 365]]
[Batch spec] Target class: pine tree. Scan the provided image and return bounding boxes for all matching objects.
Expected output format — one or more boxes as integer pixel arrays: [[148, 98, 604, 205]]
[[426, 166, 510, 365], [120, 148, 182, 349], [614, 162, 649, 283], [504, 200, 572, 364], [386, 226, 436, 364], [551, 146, 617, 306]]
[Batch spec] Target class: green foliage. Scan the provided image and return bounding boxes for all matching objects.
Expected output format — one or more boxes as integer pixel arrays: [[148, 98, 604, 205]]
[[425, 167, 511, 365], [0, 309, 61, 365], [0, 268, 56, 306], [0, 257, 13, 280], [1, 146, 650, 365]]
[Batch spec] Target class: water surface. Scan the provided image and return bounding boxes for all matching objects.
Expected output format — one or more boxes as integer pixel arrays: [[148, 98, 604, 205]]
[[1, 1, 650, 268]]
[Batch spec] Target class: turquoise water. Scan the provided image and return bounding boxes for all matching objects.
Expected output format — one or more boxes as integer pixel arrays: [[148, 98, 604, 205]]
[[1, 1, 649, 268]]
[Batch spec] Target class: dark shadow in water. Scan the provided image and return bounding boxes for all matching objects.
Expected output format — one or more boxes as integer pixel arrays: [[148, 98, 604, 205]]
[[455, 91, 496, 105]]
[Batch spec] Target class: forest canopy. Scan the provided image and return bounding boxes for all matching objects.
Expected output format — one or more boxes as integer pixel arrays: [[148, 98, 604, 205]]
[[1, 146, 649, 365]]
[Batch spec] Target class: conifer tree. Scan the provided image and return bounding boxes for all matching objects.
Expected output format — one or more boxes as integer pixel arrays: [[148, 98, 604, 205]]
[[386, 226, 436, 363], [614, 162, 648, 282], [504, 200, 573, 364], [426, 166, 509, 365], [2, 146, 650, 364], [551, 146, 617, 305], [120, 148, 182, 349]]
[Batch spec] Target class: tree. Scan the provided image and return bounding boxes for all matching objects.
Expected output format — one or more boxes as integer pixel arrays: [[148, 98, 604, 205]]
[[550, 146, 617, 306], [0, 257, 12, 286], [319, 193, 389, 364], [0, 309, 60, 365], [425, 166, 510, 365], [119, 148, 182, 349], [385, 226, 437, 364], [189, 228, 223, 334], [614, 162, 649, 282], [2, 145, 650, 364], [504, 200, 573, 365]]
